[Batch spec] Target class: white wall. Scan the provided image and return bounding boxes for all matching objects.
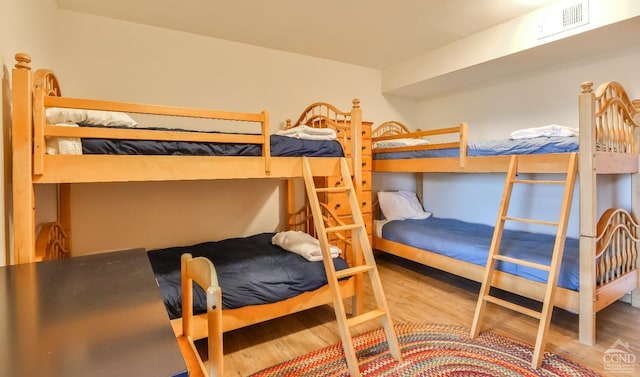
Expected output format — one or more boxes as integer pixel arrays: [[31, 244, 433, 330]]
[[382, 0, 640, 97], [48, 10, 416, 255], [1, 0, 58, 266], [410, 46, 640, 237], [8, 4, 638, 255]]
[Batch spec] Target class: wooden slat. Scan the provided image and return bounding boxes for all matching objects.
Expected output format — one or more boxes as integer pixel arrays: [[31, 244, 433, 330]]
[[44, 96, 266, 122], [34, 156, 350, 183], [44, 125, 265, 144], [335, 265, 373, 279], [493, 255, 550, 271], [316, 186, 351, 193], [483, 296, 542, 319], [325, 224, 361, 233], [513, 179, 565, 185], [503, 216, 559, 226], [373, 153, 576, 174], [346, 309, 386, 328]]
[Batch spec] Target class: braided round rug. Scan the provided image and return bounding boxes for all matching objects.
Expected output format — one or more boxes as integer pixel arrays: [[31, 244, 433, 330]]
[[250, 323, 601, 377]]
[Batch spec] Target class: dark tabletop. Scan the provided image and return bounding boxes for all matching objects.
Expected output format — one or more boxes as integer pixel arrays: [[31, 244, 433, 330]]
[[0, 249, 188, 377]]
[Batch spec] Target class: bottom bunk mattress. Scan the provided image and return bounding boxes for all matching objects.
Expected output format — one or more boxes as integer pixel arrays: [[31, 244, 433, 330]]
[[147, 232, 348, 319], [379, 217, 579, 291]]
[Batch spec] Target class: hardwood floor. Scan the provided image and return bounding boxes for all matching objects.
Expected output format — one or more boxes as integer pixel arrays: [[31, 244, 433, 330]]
[[214, 252, 640, 376]]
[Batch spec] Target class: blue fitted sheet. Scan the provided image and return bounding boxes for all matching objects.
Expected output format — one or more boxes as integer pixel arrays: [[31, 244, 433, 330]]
[[381, 217, 579, 290], [373, 136, 578, 160]]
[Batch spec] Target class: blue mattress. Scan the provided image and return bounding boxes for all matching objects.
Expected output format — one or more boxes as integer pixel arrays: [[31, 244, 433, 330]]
[[374, 136, 578, 160], [381, 217, 579, 290], [147, 232, 349, 319], [79, 124, 344, 157]]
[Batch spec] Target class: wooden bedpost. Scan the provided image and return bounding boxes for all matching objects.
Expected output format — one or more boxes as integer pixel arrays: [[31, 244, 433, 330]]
[[59, 184, 72, 255], [415, 173, 424, 205], [578, 81, 597, 345], [11, 53, 36, 264], [262, 110, 270, 175], [459, 122, 468, 168], [631, 98, 640, 308], [350, 98, 365, 316], [3, 65, 11, 266]]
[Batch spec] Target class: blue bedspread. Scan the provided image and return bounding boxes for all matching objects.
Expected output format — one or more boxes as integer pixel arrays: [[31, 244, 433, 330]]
[[147, 232, 348, 319], [381, 217, 579, 290], [374, 136, 578, 160]]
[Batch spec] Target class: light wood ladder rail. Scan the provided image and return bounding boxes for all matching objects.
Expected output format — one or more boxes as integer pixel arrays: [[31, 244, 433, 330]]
[[302, 157, 402, 376], [470, 153, 578, 369]]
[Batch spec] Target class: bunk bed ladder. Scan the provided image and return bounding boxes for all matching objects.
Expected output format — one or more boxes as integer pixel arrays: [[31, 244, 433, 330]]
[[470, 153, 578, 370], [302, 157, 402, 377]]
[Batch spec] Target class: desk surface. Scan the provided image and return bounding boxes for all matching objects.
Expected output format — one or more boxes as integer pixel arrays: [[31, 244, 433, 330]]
[[0, 249, 188, 377]]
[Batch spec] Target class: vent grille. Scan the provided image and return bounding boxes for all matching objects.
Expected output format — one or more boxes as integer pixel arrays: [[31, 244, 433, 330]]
[[563, 2, 585, 27], [538, 0, 589, 39]]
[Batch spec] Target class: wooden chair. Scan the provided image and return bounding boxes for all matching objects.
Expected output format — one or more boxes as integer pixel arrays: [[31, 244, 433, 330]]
[[180, 253, 223, 377]]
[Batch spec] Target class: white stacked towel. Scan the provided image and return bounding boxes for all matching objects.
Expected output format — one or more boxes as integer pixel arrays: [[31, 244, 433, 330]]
[[46, 123, 83, 155], [272, 231, 342, 262], [275, 125, 337, 141], [510, 125, 578, 139]]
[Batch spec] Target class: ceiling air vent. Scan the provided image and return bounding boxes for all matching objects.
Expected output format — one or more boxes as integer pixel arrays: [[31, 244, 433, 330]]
[[537, 0, 589, 39]]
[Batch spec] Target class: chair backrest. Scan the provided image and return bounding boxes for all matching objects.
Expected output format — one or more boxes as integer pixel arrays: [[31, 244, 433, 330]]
[[181, 253, 223, 377]]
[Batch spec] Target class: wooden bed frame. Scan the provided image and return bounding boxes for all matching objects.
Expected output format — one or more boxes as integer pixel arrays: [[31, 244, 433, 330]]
[[10, 53, 367, 342], [371, 81, 640, 346]]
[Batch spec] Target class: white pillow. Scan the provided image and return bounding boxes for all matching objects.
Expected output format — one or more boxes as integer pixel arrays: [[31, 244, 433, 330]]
[[373, 138, 430, 149], [46, 107, 138, 128], [377, 191, 432, 221]]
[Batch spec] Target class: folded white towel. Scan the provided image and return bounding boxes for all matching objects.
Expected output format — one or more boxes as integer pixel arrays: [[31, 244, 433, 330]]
[[275, 127, 300, 136], [295, 125, 336, 136], [290, 133, 337, 141], [510, 125, 578, 140], [276, 125, 337, 140], [45, 123, 83, 155], [272, 231, 341, 262]]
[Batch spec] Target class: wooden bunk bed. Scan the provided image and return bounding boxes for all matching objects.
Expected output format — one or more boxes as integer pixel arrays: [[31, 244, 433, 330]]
[[10, 53, 370, 350], [371, 81, 640, 346]]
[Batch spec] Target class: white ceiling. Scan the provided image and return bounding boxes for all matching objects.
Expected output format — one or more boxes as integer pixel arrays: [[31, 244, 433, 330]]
[[55, 0, 558, 69]]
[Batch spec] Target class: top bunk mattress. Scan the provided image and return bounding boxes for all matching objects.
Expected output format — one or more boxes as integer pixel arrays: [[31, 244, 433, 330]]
[[147, 232, 348, 319], [379, 216, 579, 291], [373, 136, 578, 160], [70, 125, 344, 157]]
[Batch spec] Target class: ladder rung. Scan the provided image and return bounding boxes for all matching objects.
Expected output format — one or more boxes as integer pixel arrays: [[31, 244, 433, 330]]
[[346, 309, 387, 328], [513, 179, 566, 185], [503, 216, 558, 226], [315, 186, 351, 193], [492, 255, 551, 271], [483, 295, 542, 319], [335, 264, 374, 279], [325, 223, 361, 233]]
